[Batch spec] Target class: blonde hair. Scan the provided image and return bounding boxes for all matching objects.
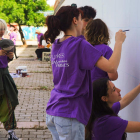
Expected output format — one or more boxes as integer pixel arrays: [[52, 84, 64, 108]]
[[85, 19, 110, 46], [0, 19, 7, 35]]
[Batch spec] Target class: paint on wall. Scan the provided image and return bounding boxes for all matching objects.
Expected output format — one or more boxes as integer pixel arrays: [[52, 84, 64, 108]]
[[21, 26, 47, 40]]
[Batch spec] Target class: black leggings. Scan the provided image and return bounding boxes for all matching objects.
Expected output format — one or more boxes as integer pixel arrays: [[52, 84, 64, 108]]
[[35, 48, 50, 60], [14, 46, 18, 59]]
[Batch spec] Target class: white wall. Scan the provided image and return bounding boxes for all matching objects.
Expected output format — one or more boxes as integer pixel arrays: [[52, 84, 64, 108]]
[[61, 0, 140, 139]]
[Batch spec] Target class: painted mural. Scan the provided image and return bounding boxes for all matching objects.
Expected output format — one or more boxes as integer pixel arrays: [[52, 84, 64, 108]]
[[21, 26, 47, 40]]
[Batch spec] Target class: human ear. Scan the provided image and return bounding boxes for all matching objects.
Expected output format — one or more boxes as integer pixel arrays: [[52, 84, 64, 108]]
[[101, 96, 108, 102], [73, 17, 78, 25]]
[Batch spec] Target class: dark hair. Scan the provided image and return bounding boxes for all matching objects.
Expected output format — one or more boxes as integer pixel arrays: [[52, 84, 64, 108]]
[[85, 18, 110, 46], [85, 78, 127, 140], [40, 35, 44, 45], [44, 5, 83, 43], [10, 25, 15, 28], [79, 6, 96, 19]]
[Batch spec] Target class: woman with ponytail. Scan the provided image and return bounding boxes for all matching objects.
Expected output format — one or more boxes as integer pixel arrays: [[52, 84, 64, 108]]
[[45, 4, 126, 140], [86, 78, 140, 140]]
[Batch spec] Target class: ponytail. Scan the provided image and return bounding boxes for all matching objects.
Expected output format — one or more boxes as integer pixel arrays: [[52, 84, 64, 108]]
[[44, 15, 60, 43], [44, 5, 83, 44]]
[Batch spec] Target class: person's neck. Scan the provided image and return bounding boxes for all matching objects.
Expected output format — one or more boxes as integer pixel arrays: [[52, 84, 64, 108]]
[[81, 30, 85, 36], [0, 37, 2, 40], [65, 30, 77, 37], [59, 30, 77, 42], [108, 102, 114, 108]]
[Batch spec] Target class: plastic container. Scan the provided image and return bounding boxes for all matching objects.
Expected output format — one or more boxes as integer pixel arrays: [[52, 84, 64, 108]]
[[21, 70, 27, 77], [16, 66, 27, 75]]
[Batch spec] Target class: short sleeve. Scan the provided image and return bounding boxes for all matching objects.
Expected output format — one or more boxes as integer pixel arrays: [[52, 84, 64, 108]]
[[106, 116, 128, 138], [79, 40, 102, 70], [112, 102, 120, 114], [104, 47, 113, 60]]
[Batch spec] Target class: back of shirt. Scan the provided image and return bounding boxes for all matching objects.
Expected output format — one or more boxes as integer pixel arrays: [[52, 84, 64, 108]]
[[91, 44, 113, 82], [47, 36, 102, 125]]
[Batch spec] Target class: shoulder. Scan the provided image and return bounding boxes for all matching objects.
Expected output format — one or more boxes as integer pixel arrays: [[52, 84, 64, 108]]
[[112, 102, 120, 114], [54, 37, 87, 46], [107, 115, 128, 129], [94, 44, 112, 51], [94, 44, 113, 59], [96, 115, 128, 129], [78, 37, 95, 49]]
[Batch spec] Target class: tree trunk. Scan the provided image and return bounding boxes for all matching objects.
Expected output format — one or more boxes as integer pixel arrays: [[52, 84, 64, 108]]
[[18, 24, 27, 45]]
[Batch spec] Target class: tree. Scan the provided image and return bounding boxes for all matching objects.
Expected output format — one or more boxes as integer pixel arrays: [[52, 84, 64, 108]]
[[0, 0, 50, 45], [48, 6, 54, 11]]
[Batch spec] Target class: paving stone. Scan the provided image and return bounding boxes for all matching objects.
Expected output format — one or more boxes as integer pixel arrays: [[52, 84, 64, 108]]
[[0, 129, 52, 140], [0, 47, 53, 139]]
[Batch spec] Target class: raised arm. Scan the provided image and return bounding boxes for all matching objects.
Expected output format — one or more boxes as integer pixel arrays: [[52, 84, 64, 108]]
[[125, 121, 140, 132], [108, 71, 118, 81], [119, 84, 140, 110], [95, 30, 126, 73]]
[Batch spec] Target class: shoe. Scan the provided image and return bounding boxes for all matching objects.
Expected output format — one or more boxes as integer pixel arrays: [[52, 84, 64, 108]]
[[8, 131, 21, 140]]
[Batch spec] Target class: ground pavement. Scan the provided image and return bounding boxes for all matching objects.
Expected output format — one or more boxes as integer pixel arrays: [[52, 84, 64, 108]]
[[0, 45, 53, 140]]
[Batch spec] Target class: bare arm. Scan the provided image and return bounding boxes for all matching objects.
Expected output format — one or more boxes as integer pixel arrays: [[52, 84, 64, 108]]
[[125, 121, 140, 132], [119, 84, 140, 110], [108, 71, 118, 81], [95, 30, 126, 73]]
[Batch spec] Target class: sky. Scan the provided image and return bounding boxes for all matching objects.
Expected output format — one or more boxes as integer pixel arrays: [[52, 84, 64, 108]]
[[47, 0, 56, 6]]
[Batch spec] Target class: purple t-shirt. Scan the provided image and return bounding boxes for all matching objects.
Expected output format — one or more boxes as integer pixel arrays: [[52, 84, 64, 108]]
[[10, 32, 17, 45], [0, 39, 8, 68], [46, 36, 102, 125], [37, 33, 43, 44], [92, 102, 128, 140], [91, 44, 113, 82], [78, 35, 85, 39]]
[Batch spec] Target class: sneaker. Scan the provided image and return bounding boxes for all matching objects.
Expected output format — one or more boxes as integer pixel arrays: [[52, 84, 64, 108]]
[[8, 131, 21, 140]]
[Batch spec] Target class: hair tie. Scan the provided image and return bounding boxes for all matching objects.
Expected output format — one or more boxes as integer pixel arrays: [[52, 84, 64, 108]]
[[71, 3, 77, 8]]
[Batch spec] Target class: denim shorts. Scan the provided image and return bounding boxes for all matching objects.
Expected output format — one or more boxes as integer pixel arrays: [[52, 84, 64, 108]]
[[46, 114, 85, 140]]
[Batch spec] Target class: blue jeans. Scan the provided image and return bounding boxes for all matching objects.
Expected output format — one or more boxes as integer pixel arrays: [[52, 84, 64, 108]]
[[46, 114, 85, 140]]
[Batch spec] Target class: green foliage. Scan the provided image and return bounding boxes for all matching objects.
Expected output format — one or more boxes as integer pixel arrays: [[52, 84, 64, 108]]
[[48, 6, 54, 11], [0, 0, 50, 26]]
